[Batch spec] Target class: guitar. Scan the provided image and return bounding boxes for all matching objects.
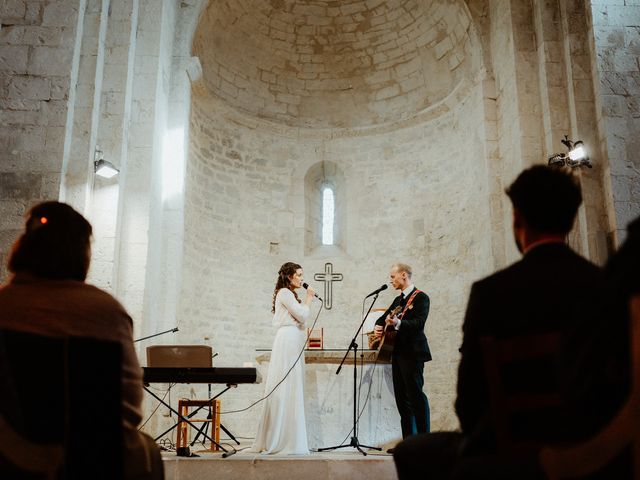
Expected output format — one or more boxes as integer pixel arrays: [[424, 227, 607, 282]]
[[375, 305, 403, 362]]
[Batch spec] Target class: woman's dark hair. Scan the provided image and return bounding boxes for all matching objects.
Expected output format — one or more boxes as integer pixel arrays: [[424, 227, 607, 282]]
[[8, 201, 93, 281], [272, 262, 302, 313]]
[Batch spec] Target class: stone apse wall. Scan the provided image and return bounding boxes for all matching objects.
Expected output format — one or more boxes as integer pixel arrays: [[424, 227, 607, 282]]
[[1, 0, 639, 447], [169, 0, 493, 446]]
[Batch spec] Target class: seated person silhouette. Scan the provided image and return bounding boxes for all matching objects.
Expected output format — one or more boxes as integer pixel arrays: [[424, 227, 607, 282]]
[[557, 214, 640, 478], [0, 201, 163, 480], [393, 165, 605, 479]]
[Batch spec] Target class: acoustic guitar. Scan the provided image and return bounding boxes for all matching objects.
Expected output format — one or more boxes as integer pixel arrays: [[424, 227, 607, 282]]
[[375, 305, 402, 362]]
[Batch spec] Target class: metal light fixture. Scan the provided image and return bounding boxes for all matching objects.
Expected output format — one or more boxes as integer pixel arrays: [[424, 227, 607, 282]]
[[548, 135, 592, 168], [93, 147, 119, 178]]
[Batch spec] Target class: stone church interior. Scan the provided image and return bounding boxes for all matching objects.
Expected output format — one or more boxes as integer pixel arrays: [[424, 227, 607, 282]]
[[1, 0, 639, 479]]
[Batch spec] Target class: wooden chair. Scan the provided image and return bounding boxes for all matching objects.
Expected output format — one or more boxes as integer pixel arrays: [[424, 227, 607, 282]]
[[0, 329, 123, 480], [540, 295, 640, 479], [481, 331, 564, 455], [448, 332, 567, 479]]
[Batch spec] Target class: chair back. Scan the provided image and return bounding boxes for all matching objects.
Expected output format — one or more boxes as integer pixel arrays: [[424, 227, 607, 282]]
[[540, 295, 640, 479], [0, 329, 123, 480], [481, 332, 564, 454], [146, 345, 213, 368]]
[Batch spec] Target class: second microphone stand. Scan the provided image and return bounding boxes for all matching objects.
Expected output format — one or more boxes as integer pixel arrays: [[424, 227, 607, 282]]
[[317, 293, 383, 456]]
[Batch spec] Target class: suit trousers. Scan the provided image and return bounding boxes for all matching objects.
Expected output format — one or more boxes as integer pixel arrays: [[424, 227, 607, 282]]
[[392, 353, 430, 438]]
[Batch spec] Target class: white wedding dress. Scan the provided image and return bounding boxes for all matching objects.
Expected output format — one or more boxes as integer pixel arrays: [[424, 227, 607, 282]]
[[250, 288, 310, 455]]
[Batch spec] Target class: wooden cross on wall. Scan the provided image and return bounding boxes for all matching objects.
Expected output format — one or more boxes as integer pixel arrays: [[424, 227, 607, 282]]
[[314, 262, 343, 310]]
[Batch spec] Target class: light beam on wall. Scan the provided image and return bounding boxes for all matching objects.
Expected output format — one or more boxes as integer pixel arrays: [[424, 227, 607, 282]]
[[161, 128, 185, 206]]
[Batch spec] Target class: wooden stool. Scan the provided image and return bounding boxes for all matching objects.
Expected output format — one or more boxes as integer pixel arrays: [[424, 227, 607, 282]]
[[176, 399, 221, 452]]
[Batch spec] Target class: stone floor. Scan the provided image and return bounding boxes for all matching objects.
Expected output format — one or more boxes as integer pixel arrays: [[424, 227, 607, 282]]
[[162, 442, 397, 480]]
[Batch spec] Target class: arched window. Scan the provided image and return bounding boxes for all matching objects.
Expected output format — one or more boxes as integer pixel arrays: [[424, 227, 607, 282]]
[[322, 186, 335, 245], [304, 161, 345, 254]]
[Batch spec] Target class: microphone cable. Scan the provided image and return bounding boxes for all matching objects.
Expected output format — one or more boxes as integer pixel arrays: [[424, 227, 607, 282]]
[[138, 382, 176, 431], [219, 300, 323, 415]]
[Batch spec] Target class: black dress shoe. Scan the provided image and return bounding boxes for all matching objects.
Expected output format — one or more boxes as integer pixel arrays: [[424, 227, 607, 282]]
[[386, 447, 395, 454]]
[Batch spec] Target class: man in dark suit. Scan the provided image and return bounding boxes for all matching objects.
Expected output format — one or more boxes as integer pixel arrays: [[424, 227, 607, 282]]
[[393, 165, 604, 479], [374, 263, 432, 444], [455, 166, 604, 456]]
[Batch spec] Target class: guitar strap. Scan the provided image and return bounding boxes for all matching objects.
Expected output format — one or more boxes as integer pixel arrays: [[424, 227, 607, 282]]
[[398, 289, 421, 320]]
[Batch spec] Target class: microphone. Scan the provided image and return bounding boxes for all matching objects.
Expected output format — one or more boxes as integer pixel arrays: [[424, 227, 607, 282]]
[[302, 282, 323, 302], [365, 284, 388, 298]]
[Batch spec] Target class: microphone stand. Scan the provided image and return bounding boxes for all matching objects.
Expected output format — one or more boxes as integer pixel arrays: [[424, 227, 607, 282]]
[[134, 327, 178, 343], [317, 293, 383, 456]]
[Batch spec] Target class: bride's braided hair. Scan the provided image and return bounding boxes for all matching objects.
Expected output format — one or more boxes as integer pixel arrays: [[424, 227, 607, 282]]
[[272, 262, 302, 313]]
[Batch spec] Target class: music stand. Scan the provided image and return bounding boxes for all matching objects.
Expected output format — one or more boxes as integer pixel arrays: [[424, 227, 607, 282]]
[[317, 293, 383, 456]]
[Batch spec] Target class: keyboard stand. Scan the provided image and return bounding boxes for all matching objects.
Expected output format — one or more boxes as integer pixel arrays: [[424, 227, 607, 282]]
[[146, 383, 242, 452], [144, 385, 229, 453]]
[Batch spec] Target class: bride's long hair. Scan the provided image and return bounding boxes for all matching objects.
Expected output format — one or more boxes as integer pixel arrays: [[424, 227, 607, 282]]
[[272, 262, 302, 313]]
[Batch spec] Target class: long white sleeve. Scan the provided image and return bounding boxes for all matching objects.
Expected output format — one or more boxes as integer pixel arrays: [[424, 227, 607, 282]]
[[273, 288, 309, 327]]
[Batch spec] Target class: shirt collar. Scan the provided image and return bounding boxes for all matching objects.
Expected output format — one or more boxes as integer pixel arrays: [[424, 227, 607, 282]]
[[523, 237, 566, 255], [401, 284, 415, 298]]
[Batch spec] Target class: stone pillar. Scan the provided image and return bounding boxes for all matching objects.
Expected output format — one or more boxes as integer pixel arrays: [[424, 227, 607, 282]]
[[560, 0, 610, 264], [487, 0, 612, 265], [489, 0, 545, 264], [130, 0, 183, 338], [530, 0, 610, 264]]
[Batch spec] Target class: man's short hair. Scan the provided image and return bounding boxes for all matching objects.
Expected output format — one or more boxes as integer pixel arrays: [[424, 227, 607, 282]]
[[393, 263, 413, 278], [506, 165, 582, 235]]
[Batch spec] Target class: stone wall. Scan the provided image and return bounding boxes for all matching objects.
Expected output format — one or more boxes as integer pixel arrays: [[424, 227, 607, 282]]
[[588, 0, 640, 244], [0, 0, 81, 278], [170, 72, 493, 442]]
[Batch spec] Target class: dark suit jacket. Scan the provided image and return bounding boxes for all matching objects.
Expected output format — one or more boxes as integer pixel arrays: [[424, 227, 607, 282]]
[[375, 288, 432, 362], [455, 243, 604, 454]]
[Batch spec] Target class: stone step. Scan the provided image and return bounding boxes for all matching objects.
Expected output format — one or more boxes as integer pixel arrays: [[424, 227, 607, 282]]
[[162, 449, 397, 480]]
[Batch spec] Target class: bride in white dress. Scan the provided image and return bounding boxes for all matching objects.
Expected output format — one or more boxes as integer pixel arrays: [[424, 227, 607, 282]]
[[251, 262, 316, 455]]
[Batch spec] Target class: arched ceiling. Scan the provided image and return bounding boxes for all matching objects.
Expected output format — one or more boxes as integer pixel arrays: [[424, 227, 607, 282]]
[[192, 0, 479, 129]]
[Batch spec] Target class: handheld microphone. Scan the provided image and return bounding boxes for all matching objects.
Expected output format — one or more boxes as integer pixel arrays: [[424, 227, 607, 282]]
[[302, 282, 323, 302], [365, 284, 388, 298]]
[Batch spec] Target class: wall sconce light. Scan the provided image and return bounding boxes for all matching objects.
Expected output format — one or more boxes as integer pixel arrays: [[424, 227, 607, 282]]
[[548, 135, 592, 168], [94, 147, 120, 179]]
